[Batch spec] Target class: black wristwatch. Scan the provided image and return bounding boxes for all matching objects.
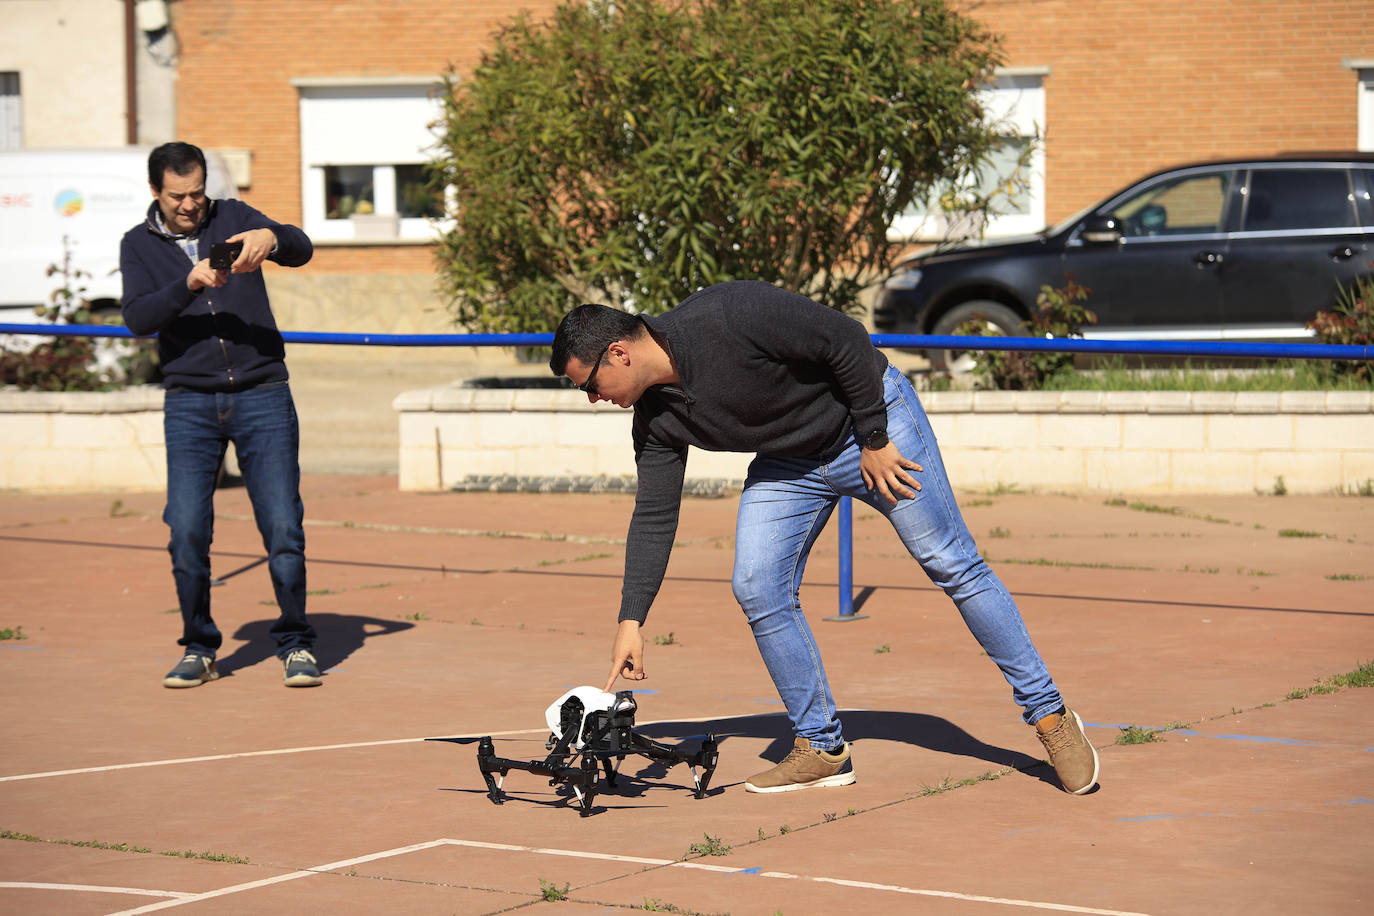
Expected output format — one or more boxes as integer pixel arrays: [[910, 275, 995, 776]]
[[863, 429, 889, 451]]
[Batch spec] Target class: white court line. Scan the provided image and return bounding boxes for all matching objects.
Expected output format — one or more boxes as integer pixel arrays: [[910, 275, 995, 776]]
[[0, 728, 548, 783], [0, 709, 746, 784], [101, 840, 454, 915], [93, 837, 1152, 916], [0, 882, 190, 898]]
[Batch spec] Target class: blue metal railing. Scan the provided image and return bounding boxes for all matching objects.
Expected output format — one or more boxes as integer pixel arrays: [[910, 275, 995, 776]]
[[4, 322, 1369, 620]]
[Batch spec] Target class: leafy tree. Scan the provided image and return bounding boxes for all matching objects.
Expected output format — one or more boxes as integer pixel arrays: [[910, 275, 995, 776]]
[[431, 0, 1011, 332]]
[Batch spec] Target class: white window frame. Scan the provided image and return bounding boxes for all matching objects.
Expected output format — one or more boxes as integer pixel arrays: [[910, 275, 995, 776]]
[[1348, 60, 1374, 152], [888, 67, 1047, 242], [292, 76, 449, 243]]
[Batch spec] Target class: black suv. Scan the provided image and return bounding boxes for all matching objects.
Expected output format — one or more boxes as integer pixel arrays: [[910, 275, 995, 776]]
[[872, 154, 1374, 365]]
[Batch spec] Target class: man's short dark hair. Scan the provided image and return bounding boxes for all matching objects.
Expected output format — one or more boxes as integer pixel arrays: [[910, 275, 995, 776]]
[[549, 304, 645, 376], [148, 142, 208, 190]]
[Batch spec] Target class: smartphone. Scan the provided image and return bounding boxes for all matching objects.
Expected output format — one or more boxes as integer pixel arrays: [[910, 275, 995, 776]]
[[208, 240, 244, 270]]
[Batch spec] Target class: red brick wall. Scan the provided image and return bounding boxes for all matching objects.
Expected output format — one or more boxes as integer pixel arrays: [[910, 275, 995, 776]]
[[965, 0, 1372, 220], [172, 0, 562, 273], [176, 0, 1372, 266]]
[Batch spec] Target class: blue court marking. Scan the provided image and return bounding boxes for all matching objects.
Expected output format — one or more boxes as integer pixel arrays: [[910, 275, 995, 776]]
[[735, 867, 762, 875], [0, 645, 44, 651], [1118, 797, 1372, 824], [753, 698, 785, 705]]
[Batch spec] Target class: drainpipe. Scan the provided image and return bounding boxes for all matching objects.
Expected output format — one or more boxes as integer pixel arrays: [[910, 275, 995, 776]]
[[124, 0, 137, 143]]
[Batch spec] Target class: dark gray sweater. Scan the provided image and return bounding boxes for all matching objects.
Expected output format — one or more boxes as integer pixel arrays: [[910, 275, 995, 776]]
[[621, 281, 889, 622]]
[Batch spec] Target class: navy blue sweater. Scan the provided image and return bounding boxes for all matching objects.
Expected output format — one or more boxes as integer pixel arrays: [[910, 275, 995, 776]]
[[120, 199, 312, 391]]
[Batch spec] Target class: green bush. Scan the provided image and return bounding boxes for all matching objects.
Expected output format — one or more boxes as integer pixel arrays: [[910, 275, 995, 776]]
[[0, 240, 157, 392], [959, 276, 1096, 389], [431, 0, 1014, 332], [1308, 275, 1374, 383]]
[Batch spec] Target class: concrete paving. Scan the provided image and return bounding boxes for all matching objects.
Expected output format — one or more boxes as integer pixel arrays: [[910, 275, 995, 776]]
[[1, 475, 1370, 914]]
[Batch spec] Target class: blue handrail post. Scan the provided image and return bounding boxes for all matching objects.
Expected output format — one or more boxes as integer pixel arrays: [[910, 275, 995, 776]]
[[825, 496, 867, 622]]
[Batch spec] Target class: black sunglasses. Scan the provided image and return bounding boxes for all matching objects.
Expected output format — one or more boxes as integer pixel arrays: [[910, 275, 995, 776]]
[[575, 343, 612, 395]]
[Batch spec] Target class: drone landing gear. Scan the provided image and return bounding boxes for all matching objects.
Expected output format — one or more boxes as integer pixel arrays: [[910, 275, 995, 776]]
[[453, 690, 718, 817]]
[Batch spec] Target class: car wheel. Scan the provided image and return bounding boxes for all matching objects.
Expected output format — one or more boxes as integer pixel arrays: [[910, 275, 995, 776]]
[[928, 301, 1023, 374]]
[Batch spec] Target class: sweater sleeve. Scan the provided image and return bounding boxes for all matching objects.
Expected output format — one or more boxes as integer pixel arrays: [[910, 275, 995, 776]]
[[618, 436, 687, 623], [119, 231, 200, 336]]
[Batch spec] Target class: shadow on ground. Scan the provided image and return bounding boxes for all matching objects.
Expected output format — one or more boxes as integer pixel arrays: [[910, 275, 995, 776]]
[[217, 612, 415, 676]]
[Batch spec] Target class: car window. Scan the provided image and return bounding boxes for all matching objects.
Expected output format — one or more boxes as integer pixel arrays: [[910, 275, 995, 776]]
[[1108, 172, 1231, 237], [1242, 168, 1356, 231]]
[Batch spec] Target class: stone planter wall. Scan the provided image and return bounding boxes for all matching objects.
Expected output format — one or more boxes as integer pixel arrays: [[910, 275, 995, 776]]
[[392, 387, 1374, 496], [0, 387, 166, 491]]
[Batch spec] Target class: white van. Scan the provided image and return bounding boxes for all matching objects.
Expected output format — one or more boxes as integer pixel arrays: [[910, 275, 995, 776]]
[[0, 147, 238, 319]]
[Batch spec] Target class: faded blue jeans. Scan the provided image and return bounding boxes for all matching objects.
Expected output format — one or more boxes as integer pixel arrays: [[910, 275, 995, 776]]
[[162, 380, 314, 659], [732, 364, 1062, 750]]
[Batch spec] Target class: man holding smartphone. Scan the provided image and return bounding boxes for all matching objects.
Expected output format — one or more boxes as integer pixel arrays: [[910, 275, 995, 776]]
[[120, 141, 322, 689]]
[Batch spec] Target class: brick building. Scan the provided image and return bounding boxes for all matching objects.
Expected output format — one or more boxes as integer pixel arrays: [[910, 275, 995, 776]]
[[39, 0, 1374, 329]]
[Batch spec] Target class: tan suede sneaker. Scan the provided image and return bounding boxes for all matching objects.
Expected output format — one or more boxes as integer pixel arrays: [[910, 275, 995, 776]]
[[1035, 708, 1100, 795], [744, 737, 855, 793]]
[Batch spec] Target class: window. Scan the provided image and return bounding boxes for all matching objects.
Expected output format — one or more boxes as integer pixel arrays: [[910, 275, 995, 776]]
[[1346, 60, 1374, 152], [294, 78, 447, 242], [0, 72, 20, 149], [1108, 172, 1232, 238], [888, 68, 1047, 241], [1241, 169, 1357, 232]]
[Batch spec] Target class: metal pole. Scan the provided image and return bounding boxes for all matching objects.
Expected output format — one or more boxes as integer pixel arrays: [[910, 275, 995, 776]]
[[825, 496, 866, 622]]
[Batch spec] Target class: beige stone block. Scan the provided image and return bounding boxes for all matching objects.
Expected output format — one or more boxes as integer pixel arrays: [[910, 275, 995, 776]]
[[1325, 391, 1374, 413], [1233, 392, 1281, 414], [1056, 391, 1105, 413], [1293, 415, 1374, 452], [441, 447, 519, 482], [1190, 392, 1238, 414], [1036, 414, 1122, 449], [593, 444, 638, 477], [86, 448, 164, 490], [941, 446, 1070, 491], [1339, 453, 1374, 492], [554, 411, 633, 447], [474, 412, 546, 447], [1277, 391, 1328, 414], [1004, 448, 1086, 489], [949, 413, 1038, 449], [397, 446, 441, 491], [685, 448, 752, 481], [926, 412, 957, 443], [1085, 450, 1172, 492], [970, 392, 1019, 413], [51, 413, 137, 448], [2, 414, 51, 446], [130, 413, 165, 448], [1103, 391, 1150, 413], [1122, 415, 1205, 450], [514, 444, 586, 477], [921, 391, 973, 414], [1255, 451, 1345, 495], [1144, 392, 1195, 414], [12, 448, 94, 489], [1015, 392, 1065, 413], [1206, 415, 1294, 451], [1168, 451, 1257, 493]]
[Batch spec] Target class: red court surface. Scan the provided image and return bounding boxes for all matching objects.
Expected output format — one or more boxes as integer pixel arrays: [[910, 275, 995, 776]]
[[1, 474, 1371, 915]]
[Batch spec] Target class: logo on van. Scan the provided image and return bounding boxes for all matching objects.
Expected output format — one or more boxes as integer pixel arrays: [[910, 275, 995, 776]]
[[55, 189, 84, 217]]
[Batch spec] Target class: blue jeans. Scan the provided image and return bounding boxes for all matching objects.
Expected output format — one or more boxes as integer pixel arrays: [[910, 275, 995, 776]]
[[732, 364, 1062, 749], [162, 380, 314, 659]]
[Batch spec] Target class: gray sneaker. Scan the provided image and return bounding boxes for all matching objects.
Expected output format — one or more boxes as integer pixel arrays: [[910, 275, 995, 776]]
[[744, 737, 855, 793], [282, 648, 322, 687], [163, 653, 218, 688]]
